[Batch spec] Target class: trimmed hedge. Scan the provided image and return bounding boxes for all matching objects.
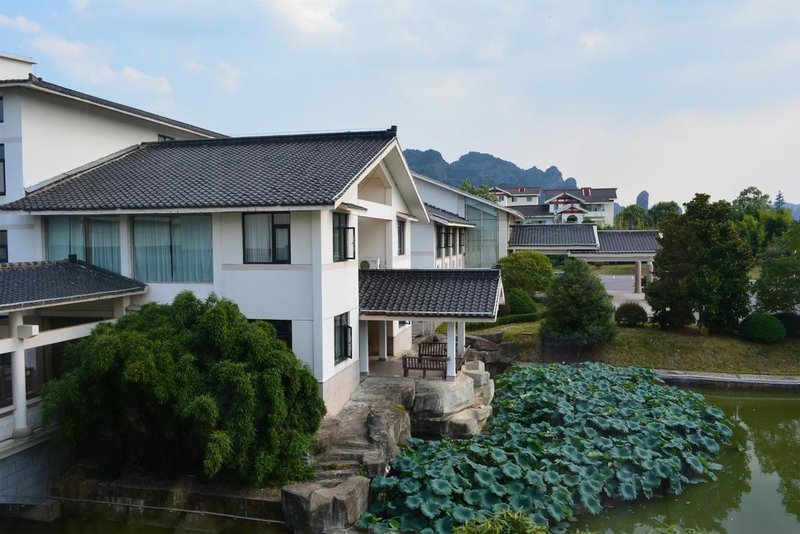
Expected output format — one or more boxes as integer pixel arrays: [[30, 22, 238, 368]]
[[740, 312, 786, 344], [506, 288, 538, 315], [772, 312, 800, 338], [615, 302, 648, 327]]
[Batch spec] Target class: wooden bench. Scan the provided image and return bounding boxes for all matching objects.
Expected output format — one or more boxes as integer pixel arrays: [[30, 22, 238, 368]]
[[402, 342, 466, 379]]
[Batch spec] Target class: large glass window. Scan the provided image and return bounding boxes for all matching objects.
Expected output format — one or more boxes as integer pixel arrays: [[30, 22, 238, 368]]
[[465, 199, 500, 268], [1, 144, 5, 196], [46, 216, 121, 272], [133, 214, 212, 283], [397, 220, 406, 256], [243, 213, 290, 264], [334, 312, 352, 365], [333, 212, 355, 262]]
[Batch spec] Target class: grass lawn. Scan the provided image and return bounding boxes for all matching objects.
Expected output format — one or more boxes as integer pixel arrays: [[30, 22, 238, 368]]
[[470, 321, 800, 376], [588, 264, 635, 275]]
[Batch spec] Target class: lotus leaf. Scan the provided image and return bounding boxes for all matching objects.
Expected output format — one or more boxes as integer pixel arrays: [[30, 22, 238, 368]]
[[430, 478, 452, 496], [420, 500, 440, 520], [405, 494, 424, 510], [501, 463, 522, 479], [397, 478, 421, 495], [451, 504, 475, 524]]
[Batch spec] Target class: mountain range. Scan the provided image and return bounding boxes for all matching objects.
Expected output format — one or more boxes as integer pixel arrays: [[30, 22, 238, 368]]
[[403, 149, 578, 190]]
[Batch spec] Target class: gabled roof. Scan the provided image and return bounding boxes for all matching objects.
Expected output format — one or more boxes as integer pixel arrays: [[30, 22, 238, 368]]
[[0, 259, 146, 312], [494, 184, 541, 196], [509, 224, 598, 248], [544, 188, 617, 204], [0, 74, 223, 138], [411, 173, 524, 220], [516, 205, 551, 218], [424, 203, 475, 227], [359, 269, 502, 320], [596, 230, 661, 254], [1, 128, 399, 212]]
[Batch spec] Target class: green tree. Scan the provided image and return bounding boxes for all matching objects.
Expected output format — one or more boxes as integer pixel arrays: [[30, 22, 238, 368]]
[[614, 204, 652, 229], [459, 180, 498, 203], [648, 201, 682, 229], [754, 223, 800, 313], [498, 251, 554, 295], [646, 194, 754, 331], [736, 213, 766, 256], [732, 186, 771, 220], [540, 258, 616, 347], [774, 190, 786, 209], [43, 292, 325, 486], [761, 208, 793, 243]]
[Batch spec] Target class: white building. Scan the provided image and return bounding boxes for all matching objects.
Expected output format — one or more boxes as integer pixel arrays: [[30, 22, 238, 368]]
[[489, 185, 540, 207], [518, 187, 618, 226], [0, 52, 221, 263]]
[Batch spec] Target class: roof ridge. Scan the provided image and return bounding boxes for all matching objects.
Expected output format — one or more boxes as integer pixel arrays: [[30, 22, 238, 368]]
[[142, 126, 398, 149]]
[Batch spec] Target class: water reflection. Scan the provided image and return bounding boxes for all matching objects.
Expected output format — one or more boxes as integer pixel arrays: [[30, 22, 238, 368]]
[[582, 388, 800, 534]]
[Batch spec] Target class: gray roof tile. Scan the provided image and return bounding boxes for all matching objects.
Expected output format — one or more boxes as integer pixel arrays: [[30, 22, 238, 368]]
[[543, 188, 617, 203], [424, 203, 474, 226], [0, 260, 146, 312], [597, 230, 661, 253], [1, 128, 398, 212], [516, 205, 551, 217], [509, 224, 598, 248], [359, 269, 501, 319]]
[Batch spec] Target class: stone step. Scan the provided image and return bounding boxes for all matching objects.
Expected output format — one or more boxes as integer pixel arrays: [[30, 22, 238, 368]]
[[315, 460, 362, 471], [317, 448, 372, 462], [315, 469, 361, 483]]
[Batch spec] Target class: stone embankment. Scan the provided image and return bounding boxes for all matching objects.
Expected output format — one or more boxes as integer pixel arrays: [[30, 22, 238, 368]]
[[282, 361, 494, 533]]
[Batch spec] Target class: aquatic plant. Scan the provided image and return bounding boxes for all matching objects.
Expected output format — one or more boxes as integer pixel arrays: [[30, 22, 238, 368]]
[[359, 363, 732, 533]]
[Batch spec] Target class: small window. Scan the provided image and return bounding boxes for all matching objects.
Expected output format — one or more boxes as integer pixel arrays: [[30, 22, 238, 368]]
[[333, 212, 355, 262], [436, 225, 445, 259], [397, 220, 406, 256], [0, 230, 7, 263], [0, 97, 4, 122], [446, 228, 455, 256], [334, 312, 352, 365], [1, 144, 5, 196], [459, 228, 466, 254], [157, 134, 174, 142], [243, 213, 290, 264], [266, 319, 292, 349]]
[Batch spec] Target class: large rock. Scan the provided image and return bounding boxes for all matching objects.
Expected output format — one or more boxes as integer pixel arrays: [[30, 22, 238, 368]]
[[367, 403, 410, 460], [412, 373, 475, 417], [282, 482, 330, 534], [475, 379, 495, 406], [465, 334, 500, 352], [317, 476, 370, 529], [350, 377, 416, 410], [412, 406, 493, 438]]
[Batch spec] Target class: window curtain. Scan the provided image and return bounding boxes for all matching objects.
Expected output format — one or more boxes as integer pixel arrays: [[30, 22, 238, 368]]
[[244, 214, 272, 263], [171, 215, 212, 283], [133, 216, 172, 282], [46, 216, 85, 261], [88, 217, 120, 272]]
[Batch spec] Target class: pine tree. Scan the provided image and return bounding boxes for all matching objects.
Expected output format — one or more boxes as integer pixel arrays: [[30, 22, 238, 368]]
[[774, 190, 785, 209]]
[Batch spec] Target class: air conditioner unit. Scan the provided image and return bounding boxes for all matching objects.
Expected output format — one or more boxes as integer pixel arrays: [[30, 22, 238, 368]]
[[359, 258, 381, 270]]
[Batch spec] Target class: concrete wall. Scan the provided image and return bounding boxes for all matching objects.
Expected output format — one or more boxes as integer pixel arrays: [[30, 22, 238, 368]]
[[0, 438, 66, 505]]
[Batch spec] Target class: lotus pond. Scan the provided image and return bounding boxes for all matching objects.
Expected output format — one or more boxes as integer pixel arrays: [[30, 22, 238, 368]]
[[361, 363, 735, 533], [581, 387, 800, 534]]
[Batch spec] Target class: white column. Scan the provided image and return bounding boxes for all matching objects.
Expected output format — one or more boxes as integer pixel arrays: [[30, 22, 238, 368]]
[[647, 260, 654, 284], [634, 261, 642, 293], [359, 320, 369, 374], [457, 321, 466, 355], [446, 321, 456, 380], [9, 311, 31, 438], [378, 321, 388, 361]]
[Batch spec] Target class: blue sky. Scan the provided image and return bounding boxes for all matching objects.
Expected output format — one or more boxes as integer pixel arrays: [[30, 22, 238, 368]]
[[1, 0, 798, 205]]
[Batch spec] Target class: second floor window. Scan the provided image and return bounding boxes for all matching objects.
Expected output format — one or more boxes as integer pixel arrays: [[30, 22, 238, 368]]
[[333, 212, 355, 262], [1, 144, 5, 196], [436, 225, 445, 258], [243, 213, 290, 264], [334, 312, 352, 365], [0, 230, 7, 263], [46, 215, 120, 273], [459, 228, 466, 254], [133, 214, 212, 283], [397, 220, 406, 256]]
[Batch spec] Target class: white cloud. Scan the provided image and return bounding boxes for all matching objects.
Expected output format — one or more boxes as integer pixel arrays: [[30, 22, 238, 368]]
[[72, 0, 91, 12], [579, 30, 613, 52], [0, 14, 42, 32], [267, 0, 346, 37], [182, 59, 244, 94], [29, 35, 172, 94]]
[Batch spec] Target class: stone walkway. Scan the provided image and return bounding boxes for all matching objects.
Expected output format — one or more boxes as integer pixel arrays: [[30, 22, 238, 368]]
[[656, 369, 800, 390]]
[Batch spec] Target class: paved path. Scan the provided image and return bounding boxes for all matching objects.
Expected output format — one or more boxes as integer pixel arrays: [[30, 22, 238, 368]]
[[657, 369, 800, 390]]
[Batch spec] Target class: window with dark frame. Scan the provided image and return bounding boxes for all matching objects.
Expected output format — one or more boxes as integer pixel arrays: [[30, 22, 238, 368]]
[[157, 134, 174, 142], [0, 230, 7, 263], [397, 220, 406, 256], [459, 228, 466, 254], [333, 212, 355, 262], [334, 312, 352, 365], [243, 213, 290, 264], [436, 225, 445, 258], [1, 144, 5, 196], [0, 97, 4, 122], [266, 320, 292, 349]]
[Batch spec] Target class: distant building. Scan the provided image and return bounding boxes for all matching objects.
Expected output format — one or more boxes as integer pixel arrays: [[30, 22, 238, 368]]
[[489, 185, 541, 207], [516, 187, 617, 226]]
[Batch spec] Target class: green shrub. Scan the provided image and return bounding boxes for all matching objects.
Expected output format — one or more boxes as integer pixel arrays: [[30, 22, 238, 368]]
[[772, 312, 800, 338], [43, 291, 325, 486], [614, 302, 648, 326], [507, 288, 537, 315], [453, 510, 546, 534], [360, 363, 732, 532], [498, 251, 554, 295], [740, 312, 786, 343]]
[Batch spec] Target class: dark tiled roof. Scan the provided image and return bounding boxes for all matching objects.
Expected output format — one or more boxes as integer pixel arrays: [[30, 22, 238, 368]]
[[425, 203, 474, 226], [359, 269, 501, 319], [0, 260, 146, 312], [1, 128, 397, 212], [516, 204, 551, 217], [544, 188, 617, 203], [0, 75, 223, 138], [509, 224, 598, 248], [494, 185, 541, 196], [597, 230, 661, 253]]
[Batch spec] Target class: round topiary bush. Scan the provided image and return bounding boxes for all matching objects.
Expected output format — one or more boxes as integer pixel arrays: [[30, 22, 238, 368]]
[[740, 312, 786, 344], [506, 287, 537, 315], [614, 302, 648, 327], [773, 312, 800, 338]]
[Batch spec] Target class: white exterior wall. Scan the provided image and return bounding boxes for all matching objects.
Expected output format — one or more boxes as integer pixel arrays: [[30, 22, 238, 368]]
[[410, 222, 436, 269]]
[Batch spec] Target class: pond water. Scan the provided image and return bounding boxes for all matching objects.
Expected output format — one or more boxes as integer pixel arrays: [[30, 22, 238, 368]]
[[580, 388, 800, 534]]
